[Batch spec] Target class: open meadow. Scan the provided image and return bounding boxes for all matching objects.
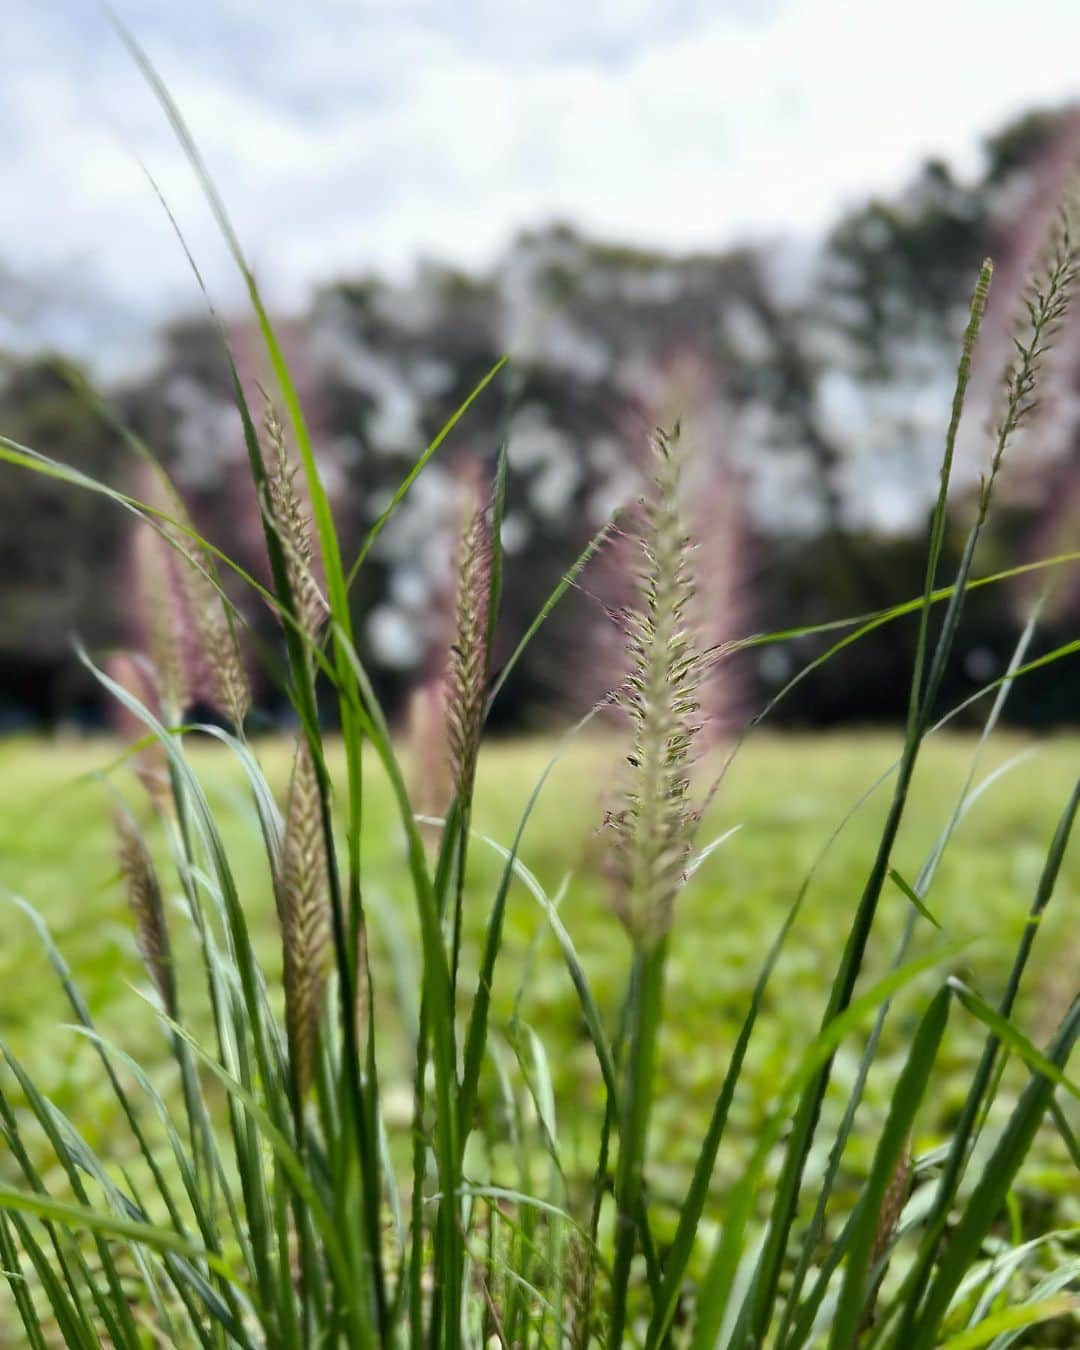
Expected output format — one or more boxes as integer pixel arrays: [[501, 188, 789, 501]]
[[2, 730, 1076, 1282]]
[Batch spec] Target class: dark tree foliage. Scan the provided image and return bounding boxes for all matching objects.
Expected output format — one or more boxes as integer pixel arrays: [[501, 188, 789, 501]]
[[0, 106, 1077, 729]]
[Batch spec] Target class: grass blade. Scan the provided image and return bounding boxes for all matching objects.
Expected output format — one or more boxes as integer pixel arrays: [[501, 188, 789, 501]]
[[908, 996, 1080, 1348], [827, 985, 951, 1349]]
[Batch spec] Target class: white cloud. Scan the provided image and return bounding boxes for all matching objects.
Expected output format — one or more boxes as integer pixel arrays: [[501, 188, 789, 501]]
[[2, 0, 1078, 365]]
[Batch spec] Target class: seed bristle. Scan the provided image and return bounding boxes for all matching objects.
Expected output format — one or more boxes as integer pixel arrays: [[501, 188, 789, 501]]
[[446, 490, 493, 801], [263, 400, 328, 645], [114, 806, 175, 1016], [277, 737, 332, 1096], [608, 425, 705, 947]]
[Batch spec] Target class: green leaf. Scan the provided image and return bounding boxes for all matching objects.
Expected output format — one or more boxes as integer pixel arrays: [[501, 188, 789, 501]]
[[828, 985, 951, 1349], [888, 867, 943, 929], [690, 939, 970, 1349], [938, 1295, 1076, 1349], [948, 979, 1080, 1099], [0, 1185, 236, 1281], [908, 996, 1080, 1348]]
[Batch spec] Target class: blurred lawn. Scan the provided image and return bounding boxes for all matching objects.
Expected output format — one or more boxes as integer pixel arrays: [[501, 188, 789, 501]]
[[0, 729, 1076, 1237]]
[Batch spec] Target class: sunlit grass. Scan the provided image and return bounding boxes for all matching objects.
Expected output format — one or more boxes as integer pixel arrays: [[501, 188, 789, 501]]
[[3, 729, 1075, 1201]]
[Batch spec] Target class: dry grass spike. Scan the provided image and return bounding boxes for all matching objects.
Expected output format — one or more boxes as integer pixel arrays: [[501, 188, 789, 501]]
[[277, 736, 332, 1096], [114, 805, 176, 1018], [263, 398, 328, 646], [446, 487, 493, 803], [608, 424, 704, 948]]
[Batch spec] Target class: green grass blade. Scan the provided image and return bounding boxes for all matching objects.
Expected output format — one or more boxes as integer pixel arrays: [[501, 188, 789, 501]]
[[112, 28, 392, 1328], [908, 996, 1080, 1348], [888, 868, 942, 928], [689, 939, 970, 1350], [344, 357, 508, 589], [746, 260, 1002, 1343], [0, 1212, 49, 1350], [486, 516, 621, 710], [1047, 1098, 1080, 1169], [0, 1186, 236, 1280], [459, 705, 608, 1135], [136, 997, 364, 1336], [889, 777, 1079, 1344], [740, 551, 1079, 726], [938, 1296, 1077, 1349], [947, 979, 1080, 1099], [4, 1210, 97, 1350], [827, 986, 952, 1349], [486, 437, 510, 656], [0, 1044, 145, 1348], [906, 259, 992, 725]]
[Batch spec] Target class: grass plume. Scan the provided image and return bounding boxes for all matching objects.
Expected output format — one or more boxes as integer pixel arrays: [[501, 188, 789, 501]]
[[608, 425, 704, 948], [446, 489, 494, 804], [113, 804, 176, 1018], [277, 735, 332, 1097], [263, 398, 327, 647], [131, 517, 191, 724], [608, 424, 706, 1347]]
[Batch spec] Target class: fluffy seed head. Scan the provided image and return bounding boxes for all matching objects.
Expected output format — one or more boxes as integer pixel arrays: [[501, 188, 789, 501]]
[[446, 491, 493, 801], [566, 1231, 597, 1350], [982, 207, 1079, 519], [608, 426, 704, 947], [106, 652, 172, 812], [130, 466, 250, 729], [407, 676, 453, 837], [871, 1145, 912, 1271], [860, 1143, 913, 1334], [190, 587, 251, 730], [114, 807, 175, 1016], [132, 521, 191, 723], [277, 737, 332, 1096], [263, 400, 328, 645], [142, 471, 251, 730], [170, 529, 251, 731]]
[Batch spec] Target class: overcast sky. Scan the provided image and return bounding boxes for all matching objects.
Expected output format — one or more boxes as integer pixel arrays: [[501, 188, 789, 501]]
[[3, 0, 1079, 364]]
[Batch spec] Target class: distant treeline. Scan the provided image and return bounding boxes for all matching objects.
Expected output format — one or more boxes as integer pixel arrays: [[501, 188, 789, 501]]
[[0, 106, 1077, 732]]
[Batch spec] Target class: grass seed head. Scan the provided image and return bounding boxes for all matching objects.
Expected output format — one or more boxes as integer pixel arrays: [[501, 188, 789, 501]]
[[113, 806, 175, 1017], [130, 467, 250, 729], [407, 676, 453, 836], [983, 205, 1080, 519], [608, 425, 704, 947], [132, 520, 191, 723], [278, 736, 332, 1096], [860, 1143, 913, 1333], [105, 652, 172, 812], [263, 399, 328, 645], [157, 489, 251, 730], [446, 487, 493, 802]]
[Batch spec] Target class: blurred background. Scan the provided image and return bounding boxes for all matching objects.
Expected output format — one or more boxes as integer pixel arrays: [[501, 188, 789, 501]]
[[2, 0, 1079, 734]]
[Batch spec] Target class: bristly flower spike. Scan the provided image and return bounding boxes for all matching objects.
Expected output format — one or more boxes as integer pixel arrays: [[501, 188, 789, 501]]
[[263, 398, 328, 648], [132, 520, 191, 725], [277, 736, 332, 1097], [159, 498, 251, 731], [609, 424, 705, 948], [106, 652, 172, 813], [114, 805, 177, 1018], [446, 487, 494, 804], [982, 205, 1079, 519], [131, 464, 250, 731]]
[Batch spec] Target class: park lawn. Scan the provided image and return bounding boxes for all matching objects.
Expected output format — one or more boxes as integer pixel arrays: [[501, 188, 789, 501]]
[[0, 728, 1077, 1256]]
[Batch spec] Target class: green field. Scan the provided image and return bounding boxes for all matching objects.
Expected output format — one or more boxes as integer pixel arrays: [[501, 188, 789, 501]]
[[1, 728, 1076, 1244]]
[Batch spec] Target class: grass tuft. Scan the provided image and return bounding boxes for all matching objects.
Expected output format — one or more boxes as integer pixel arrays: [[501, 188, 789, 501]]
[[0, 26, 1076, 1350]]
